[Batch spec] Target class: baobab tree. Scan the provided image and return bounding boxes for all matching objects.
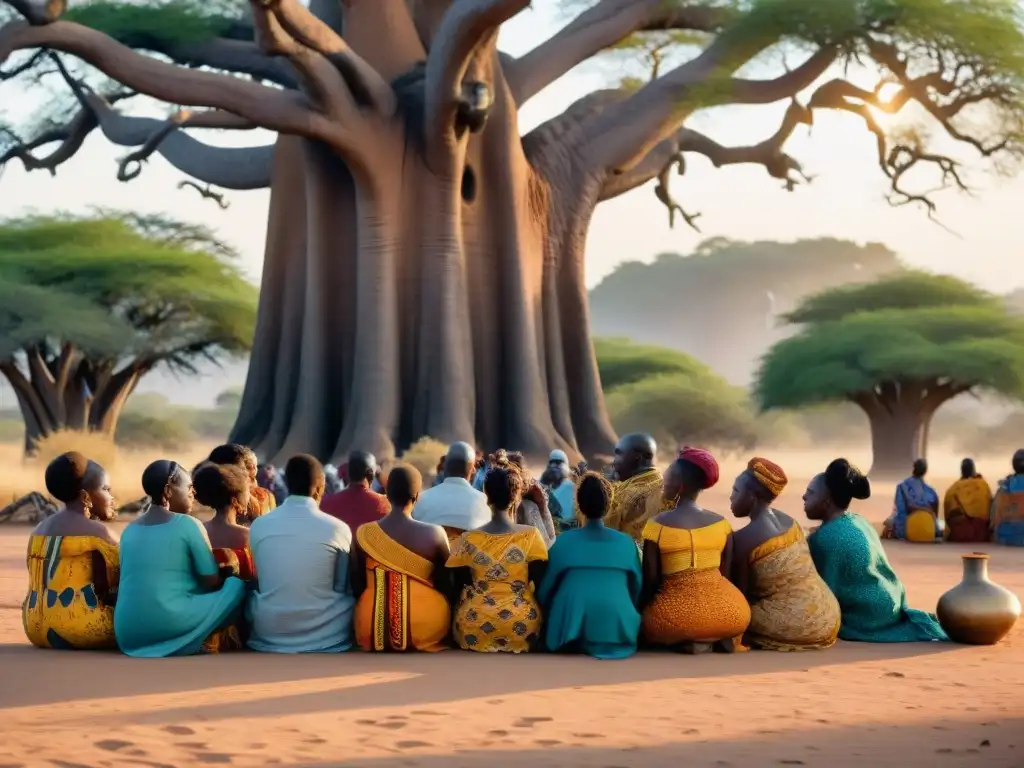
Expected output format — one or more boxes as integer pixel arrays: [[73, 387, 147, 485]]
[[1, 0, 1021, 464]]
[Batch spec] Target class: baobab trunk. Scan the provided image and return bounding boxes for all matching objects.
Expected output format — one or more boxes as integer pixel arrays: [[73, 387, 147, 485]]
[[231, 42, 618, 465], [866, 406, 925, 480]]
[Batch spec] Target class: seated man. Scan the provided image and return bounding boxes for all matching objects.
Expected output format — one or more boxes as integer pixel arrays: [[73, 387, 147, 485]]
[[413, 442, 490, 543], [247, 454, 355, 653], [321, 451, 389, 535], [542, 449, 579, 534]]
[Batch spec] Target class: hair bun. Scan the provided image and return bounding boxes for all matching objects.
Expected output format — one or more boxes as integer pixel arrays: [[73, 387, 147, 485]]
[[825, 458, 871, 501], [849, 469, 871, 500]]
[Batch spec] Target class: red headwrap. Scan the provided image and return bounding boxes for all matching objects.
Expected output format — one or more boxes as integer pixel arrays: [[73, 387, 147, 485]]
[[678, 446, 720, 490]]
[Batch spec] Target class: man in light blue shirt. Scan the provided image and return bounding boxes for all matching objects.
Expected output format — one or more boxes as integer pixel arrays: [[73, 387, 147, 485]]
[[247, 454, 355, 653]]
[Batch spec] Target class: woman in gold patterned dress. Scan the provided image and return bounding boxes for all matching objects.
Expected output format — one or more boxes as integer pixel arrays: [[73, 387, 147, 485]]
[[24, 452, 120, 650], [730, 458, 841, 651], [640, 448, 750, 653], [447, 465, 549, 653]]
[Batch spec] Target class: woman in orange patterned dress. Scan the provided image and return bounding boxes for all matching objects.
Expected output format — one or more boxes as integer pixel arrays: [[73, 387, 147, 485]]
[[207, 444, 276, 526], [730, 458, 840, 651], [194, 464, 257, 582], [640, 447, 750, 653]]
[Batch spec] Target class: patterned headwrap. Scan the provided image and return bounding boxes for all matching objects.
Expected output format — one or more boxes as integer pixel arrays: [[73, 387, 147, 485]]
[[747, 457, 788, 498], [678, 446, 720, 490]]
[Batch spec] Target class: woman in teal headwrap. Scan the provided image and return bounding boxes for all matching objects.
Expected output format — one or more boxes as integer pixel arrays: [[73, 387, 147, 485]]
[[803, 458, 947, 643]]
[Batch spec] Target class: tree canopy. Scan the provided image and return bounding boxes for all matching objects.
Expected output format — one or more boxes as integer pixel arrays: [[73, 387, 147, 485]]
[[1, 0, 1022, 216], [0, 211, 258, 447], [756, 271, 1024, 411], [596, 337, 759, 452]]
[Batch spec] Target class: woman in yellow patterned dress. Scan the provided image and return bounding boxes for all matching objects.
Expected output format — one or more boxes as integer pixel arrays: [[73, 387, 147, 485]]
[[447, 465, 549, 652], [640, 448, 750, 653], [24, 452, 120, 650], [729, 458, 840, 651]]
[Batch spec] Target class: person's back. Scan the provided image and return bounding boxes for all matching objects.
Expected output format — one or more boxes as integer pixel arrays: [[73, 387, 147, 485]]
[[414, 442, 490, 537], [247, 455, 355, 653], [538, 475, 642, 660], [321, 483, 389, 532], [322, 451, 389, 534]]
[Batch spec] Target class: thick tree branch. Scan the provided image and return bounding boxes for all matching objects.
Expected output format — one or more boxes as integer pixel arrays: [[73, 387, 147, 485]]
[[83, 92, 272, 190], [263, 0, 395, 115], [0, 19, 336, 141], [423, 0, 529, 164], [585, 43, 839, 175], [507, 0, 732, 105], [116, 108, 254, 182], [247, 1, 357, 122]]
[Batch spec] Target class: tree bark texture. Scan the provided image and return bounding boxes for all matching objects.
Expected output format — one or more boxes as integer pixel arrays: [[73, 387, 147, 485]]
[[0, 347, 143, 453]]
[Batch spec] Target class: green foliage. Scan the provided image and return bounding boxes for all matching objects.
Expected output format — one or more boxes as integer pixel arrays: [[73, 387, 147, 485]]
[[0, 212, 258, 374], [606, 374, 760, 454], [594, 337, 713, 391], [214, 386, 243, 410], [64, 1, 243, 46], [595, 337, 759, 451], [756, 273, 1024, 411], [783, 270, 993, 324], [116, 411, 197, 451]]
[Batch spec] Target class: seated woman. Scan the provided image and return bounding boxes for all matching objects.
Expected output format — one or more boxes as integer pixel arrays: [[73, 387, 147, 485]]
[[114, 460, 247, 657], [730, 458, 840, 652], [208, 444, 276, 525], [640, 447, 750, 654], [537, 472, 642, 660], [943, 458, 992, 544], [502, 452, 556, 547], [991, 450, 1024, 546], [193, 464, 256, 582], [447, 466, 549, 653], [24, 452, 120, 650], [885, 459, 941, 542], [804, 459, 947, 643], [352, 464, 452, 652]]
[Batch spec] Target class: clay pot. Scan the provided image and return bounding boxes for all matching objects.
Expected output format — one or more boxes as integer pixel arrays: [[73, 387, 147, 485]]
[[937, 553, 1021, 645]]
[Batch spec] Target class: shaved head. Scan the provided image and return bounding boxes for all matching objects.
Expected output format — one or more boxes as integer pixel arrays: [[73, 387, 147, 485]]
[[613, 433, 657, 481], [444, 441, 476, 480]]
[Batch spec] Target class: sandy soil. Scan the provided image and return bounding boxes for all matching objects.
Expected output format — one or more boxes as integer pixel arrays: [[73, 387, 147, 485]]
[[1, 477, 1023, 768]]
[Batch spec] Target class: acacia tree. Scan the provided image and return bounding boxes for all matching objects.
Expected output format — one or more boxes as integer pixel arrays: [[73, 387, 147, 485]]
[[0, 213, 257, 451], [1, 0, 1022, 464], [754, 272, 1024, 478]]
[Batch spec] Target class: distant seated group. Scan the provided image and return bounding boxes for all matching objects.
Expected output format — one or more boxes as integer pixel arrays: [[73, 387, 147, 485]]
[[883, 453, 1024, 546], [24, 434, 957, 659]]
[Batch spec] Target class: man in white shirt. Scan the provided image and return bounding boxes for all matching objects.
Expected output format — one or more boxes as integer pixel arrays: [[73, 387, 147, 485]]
[[247, 454, 355, 653], [413, 442, 490, 537]]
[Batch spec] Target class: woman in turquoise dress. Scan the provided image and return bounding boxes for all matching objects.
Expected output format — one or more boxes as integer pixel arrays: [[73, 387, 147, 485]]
[[537, 472, 642, 659], [803, 459, 947, 643], [114, 460, 247, 657]]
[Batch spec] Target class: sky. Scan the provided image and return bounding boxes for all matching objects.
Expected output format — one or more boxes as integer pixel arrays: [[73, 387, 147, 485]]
[[1, 1, 1022, 408]]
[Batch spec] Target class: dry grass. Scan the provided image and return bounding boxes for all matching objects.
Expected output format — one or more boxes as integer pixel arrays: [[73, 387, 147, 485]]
[[0, 432, 213, 509], [399, 437, 448, 482]]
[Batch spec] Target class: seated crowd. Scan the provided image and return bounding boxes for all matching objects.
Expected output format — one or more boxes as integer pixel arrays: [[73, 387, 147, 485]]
[[883, 453, 1024, 546], [37, 433, 1017, 658]]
